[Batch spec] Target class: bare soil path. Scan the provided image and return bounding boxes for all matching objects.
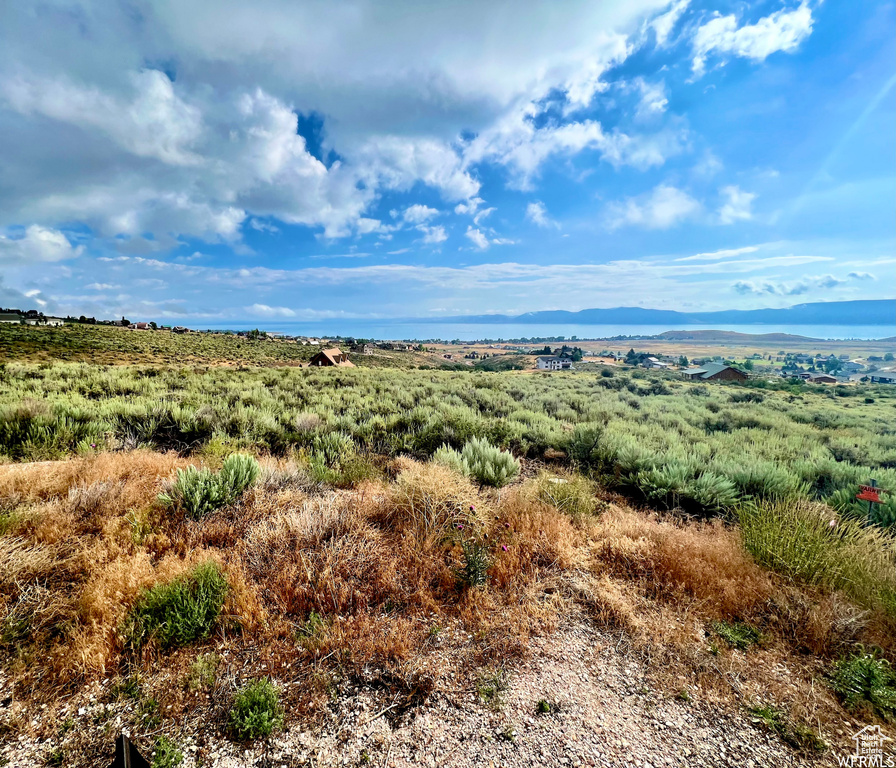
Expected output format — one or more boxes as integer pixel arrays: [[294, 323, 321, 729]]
[[5, 621, 856, 767]]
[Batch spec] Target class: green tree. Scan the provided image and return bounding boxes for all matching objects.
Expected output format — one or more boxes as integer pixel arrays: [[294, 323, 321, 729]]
[[743, 359, 754, 371], [885, 353, 894, 362], [678, 355, 689, 367], [824, 358, 843, 374]]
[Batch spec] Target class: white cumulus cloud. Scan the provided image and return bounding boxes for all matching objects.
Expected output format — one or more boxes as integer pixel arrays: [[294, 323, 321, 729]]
[[465, 227, 490, 250], [606, 185, 702, 229], [0, 225, 84, 264], [717, 185, 756, 224], [247, 303, 297, 317], [526, 201, 559, 228], [692, 2, 814, 77]]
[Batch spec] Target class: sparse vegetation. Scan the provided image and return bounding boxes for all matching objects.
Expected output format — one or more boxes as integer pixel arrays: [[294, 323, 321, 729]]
[[159, 453, 259, 519], [151, 735, 183, 768], [229, 678, 284, 740], [712, 620, 761, 650], [2, 353, 896, 761], [125, 562, 228, 650], [829, 649, 896, 721], [476, 668, 509, 710]]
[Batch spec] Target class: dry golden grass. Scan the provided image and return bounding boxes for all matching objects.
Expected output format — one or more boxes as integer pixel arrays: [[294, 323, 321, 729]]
[[2, 448, 894, 753], [591, 506, 774, 620]]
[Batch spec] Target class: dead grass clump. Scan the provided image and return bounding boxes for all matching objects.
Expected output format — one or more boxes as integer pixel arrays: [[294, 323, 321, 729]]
[[255, 457, 313, 493], [488, 489, 587, 588], [768, 588, 870, 657], [316, 613, 423, 667], [384, 460, 484, 549], [0, 536, 77, 587], [242, 494, 367, 577], [578, 573, 651, 637], [0, 450, 188, 506], [592, 507, 774, 620]]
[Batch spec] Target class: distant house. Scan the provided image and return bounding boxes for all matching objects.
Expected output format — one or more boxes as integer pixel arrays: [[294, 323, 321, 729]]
[[351, 343, 375, 355], [128, 322, 150, 330], [871, 375, 896, 385], [0, 312, 23, 324], [24, 316, 65, 327], [309, 347, 355, 367], [682, 363, 747, 382], [642, 356, 671, 370], [536, 356, 573, 371], [841, 361, 865, 373], [807, 374, 838, 384]]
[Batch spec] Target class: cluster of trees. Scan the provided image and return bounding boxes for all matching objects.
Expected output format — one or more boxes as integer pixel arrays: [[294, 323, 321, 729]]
[[531, 344, 584, 361]]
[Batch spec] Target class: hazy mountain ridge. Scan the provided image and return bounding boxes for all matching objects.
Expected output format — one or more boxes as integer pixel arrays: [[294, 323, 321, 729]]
[[432, 299, 895, 326]]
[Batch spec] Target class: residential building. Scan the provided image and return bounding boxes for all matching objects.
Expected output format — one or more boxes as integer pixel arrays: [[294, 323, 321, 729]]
[[309, 347, 355, 367], [682, 363, 748, 382], [536, 356, 573, 371]]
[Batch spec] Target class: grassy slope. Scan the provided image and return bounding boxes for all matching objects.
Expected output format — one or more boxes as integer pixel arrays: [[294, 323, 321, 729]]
[[2, 361, 894, 521], [2, 331, 896, 761], [0, 323, 457, 369], [1, 451, 894, 765]]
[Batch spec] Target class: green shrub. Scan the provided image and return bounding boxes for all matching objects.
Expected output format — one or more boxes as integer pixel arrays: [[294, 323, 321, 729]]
[[829, 649, 896, 721], [432, 444, 467, 476], [126, 562, 228, 650], [160, 453, 258, 519], [151, 735, 183, 768], [229, 678, 284, 740], [567, 423, 607, 468], [738, 499, 896, 615], [432, 437, 520, 488], [311, 431, 354, 468], [533, 473, 596, 520], [712, 621, 761, 650], [460, 437, 520, 488], [457, 538, 491, 588]]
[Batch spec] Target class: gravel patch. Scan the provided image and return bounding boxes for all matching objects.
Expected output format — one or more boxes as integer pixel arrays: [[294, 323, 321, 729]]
[[3, 618, 866, 767]]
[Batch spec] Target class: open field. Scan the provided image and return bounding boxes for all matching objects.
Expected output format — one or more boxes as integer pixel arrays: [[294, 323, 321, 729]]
[[2, 363, 895, 522], [428, 334, 896, 368], [0, 324, 453, 369], [3, 342, 896, 765]]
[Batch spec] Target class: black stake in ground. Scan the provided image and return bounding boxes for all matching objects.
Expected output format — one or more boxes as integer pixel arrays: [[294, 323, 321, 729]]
[[110, 733, 150, 768]]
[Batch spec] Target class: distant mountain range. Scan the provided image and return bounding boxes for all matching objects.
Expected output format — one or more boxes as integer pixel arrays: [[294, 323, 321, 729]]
[[429, 299, 895, 327]]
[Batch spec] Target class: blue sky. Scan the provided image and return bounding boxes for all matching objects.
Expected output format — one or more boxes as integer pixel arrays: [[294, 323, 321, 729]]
[[0, 0, 893, 323]]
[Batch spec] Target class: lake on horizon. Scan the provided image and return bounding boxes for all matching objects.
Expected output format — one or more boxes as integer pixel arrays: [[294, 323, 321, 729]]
[[190, 321, 896, 343]]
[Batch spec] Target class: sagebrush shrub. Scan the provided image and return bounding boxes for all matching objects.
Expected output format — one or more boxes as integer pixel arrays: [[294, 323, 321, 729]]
[[311, 431, 354, 468], [125, 562, 228, 650], [229, 677, 284, 740], [432, 438, 520, 488], [160, 453, 258, 519], [432, 443, 467, 476], [460, 437, 520, 488]]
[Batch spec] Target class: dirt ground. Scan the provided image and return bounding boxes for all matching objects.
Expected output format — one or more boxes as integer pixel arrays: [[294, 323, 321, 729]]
[[4, 618, 884, 767]]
